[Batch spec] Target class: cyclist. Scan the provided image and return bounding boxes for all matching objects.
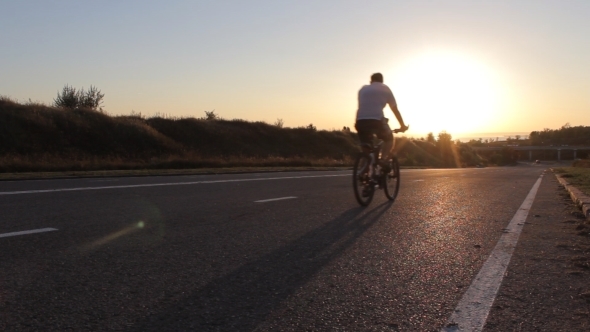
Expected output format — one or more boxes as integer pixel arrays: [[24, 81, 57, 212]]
[[354, 72, 409, 169]]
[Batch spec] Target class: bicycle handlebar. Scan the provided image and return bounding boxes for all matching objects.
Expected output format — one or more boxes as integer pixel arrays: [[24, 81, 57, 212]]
[[392, 125, 409, 134]]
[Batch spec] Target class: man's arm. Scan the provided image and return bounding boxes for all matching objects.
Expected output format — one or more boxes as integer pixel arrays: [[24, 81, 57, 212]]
[[387, 92, 408, 131]]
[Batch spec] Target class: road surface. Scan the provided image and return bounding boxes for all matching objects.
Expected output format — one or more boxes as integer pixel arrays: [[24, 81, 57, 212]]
[[1, 165, 588, 331]]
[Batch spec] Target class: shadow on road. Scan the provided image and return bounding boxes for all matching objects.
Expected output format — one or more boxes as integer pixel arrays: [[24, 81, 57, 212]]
[[132, 201, 394, 331]]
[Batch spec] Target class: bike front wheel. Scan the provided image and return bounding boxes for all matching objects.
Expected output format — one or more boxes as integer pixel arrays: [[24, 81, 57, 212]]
[[353, 153, 374, 206], [384, 157, 400, 201]]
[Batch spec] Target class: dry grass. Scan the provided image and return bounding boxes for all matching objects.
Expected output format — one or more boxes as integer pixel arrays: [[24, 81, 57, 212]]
[[554, 167, 590, 196], [0, 98, 359, 173]]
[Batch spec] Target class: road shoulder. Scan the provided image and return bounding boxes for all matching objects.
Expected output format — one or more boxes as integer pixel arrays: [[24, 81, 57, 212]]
[[554, 170, 590, 220], [484, 172, 590, 331]]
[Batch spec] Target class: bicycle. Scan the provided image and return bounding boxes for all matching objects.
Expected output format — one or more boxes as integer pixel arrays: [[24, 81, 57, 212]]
[[352, 129, 403, 206]]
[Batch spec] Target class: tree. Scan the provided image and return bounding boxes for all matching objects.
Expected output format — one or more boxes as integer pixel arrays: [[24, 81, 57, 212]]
[[274, 118, 284, 128], [426, 132, 436, 144], [436, 131, 457, 167], [437, 131, 452, 144], [78, 85, 104, 110], [53, 85, 78, 109]]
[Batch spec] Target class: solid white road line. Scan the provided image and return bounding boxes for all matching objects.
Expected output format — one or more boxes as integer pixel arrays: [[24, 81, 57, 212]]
[[0, 174, 349, 196], [255, 196, 297, 203], [0, 228, 58, 238], [441, 173, 544, 332]]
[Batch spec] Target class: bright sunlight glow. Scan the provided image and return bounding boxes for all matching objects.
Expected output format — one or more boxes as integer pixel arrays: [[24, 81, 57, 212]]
[[389, 51, 503, 136]]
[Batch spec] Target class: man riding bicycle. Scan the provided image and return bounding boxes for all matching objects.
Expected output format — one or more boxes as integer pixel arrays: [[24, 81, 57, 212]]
[[355, 73, 409, 169]]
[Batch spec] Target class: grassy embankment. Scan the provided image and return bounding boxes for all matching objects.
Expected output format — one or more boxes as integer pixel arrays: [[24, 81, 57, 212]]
[[0, 97, 486, 178], [554, 159, 590, 196]]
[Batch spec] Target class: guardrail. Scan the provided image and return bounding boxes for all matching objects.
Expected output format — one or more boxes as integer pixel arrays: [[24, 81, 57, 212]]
[[471, 146, 590, 161]]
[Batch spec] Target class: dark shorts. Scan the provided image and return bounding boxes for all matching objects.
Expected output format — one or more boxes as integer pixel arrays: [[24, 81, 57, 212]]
[[354, 119, 393, 145]]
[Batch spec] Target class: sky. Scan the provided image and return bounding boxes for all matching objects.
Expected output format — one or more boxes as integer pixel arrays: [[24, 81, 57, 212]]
[[1, 0, 589, 138]]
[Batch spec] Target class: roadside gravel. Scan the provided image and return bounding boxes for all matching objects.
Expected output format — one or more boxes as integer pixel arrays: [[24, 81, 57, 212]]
[[484, 171, 590, 331]]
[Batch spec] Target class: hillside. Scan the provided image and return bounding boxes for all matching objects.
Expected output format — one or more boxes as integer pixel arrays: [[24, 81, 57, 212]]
[[0, 98, 486, 172], [0, 99, 360, 172]]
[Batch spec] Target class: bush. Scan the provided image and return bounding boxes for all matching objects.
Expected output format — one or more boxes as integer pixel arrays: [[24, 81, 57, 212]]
[[54, 85, 104, 111], [573, 159, 590, 168], [204, 110, 218, 120]]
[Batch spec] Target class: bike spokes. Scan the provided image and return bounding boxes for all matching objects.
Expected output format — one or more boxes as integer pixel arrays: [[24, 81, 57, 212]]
[[384, 158, 400, 201], [353, 154, 375, 206]]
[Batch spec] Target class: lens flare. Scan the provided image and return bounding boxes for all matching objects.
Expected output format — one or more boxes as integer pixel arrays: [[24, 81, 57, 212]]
[[82, 221, 147, 251]]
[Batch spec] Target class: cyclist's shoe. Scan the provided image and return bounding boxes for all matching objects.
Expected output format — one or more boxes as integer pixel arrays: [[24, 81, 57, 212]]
[[389, 169, 398, 178], [378, 159, 392, 173]]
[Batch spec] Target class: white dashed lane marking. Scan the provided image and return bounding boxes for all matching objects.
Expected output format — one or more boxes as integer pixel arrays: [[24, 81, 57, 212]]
[[0, 174, 349, 196], [255, 196, 297, 203], [0, 228, 58, 238]]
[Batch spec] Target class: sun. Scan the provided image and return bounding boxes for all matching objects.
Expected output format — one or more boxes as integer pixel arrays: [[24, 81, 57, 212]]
[[387, 50, 502, 137]]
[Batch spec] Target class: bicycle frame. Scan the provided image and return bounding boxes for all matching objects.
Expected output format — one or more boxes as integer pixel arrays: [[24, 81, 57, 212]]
[[353, 130, 403, 206]]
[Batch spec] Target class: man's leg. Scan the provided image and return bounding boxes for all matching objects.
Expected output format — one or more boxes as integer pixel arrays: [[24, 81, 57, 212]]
[[381, 140, 393, 160], [378, 123, 394, 161]]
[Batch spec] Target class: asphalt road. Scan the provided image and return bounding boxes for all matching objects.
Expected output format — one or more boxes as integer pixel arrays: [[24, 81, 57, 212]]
[[0, 164, 571, 331]]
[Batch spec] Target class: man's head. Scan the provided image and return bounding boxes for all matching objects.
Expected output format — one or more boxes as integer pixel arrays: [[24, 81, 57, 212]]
[[370, 73, 383, 83]]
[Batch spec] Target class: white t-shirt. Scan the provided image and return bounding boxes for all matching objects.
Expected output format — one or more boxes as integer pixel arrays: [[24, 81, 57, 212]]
[[355, 82, 397, 121]]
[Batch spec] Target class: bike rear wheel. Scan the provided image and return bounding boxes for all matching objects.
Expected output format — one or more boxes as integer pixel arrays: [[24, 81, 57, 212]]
[[384, 157, 400, 201], [353, 153, 375, 206]]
